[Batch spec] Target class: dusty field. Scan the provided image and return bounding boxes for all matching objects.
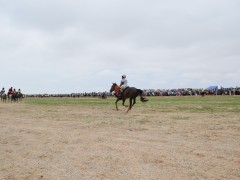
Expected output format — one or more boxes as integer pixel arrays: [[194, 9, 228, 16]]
[[0, 99, 240, 180]]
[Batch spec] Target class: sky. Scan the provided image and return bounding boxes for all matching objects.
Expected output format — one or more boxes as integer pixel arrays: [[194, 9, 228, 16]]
[[0, 0, 240, 94]]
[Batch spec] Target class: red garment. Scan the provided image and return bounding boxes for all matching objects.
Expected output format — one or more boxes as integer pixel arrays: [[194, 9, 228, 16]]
[[8, 89, 13, 95]]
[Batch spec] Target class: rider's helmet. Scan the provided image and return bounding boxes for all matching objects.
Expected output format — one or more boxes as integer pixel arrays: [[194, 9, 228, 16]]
[[122, 74, 126, 78]]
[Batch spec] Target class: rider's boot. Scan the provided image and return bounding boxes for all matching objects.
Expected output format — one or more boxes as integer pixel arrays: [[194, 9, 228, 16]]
[[118, 91, 123, 99]]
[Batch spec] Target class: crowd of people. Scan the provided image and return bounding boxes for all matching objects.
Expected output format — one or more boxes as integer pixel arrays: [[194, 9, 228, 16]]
[[23, 86, 240, 98], [25, 92, 108, 98], [2, 74, 240, 99], [144, 87, 240, 96]]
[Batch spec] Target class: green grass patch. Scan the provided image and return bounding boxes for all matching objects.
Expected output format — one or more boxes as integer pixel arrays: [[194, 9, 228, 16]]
[[145, 96, 240, 113], [23, 96, 240, 113], [24, 97, 113, 106]]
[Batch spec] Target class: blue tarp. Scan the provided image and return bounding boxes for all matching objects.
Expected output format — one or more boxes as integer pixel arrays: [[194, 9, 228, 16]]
[[207, 85, 224, 90], [207, 86, 218, 90]]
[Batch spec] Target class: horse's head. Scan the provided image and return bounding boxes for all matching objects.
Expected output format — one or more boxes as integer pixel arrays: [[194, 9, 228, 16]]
[[110, 83, 120, 96], [110, 83, 117, 93]]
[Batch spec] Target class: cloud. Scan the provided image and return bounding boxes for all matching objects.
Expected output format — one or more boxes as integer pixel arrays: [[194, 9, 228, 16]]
[[0, 0, 240, 93]]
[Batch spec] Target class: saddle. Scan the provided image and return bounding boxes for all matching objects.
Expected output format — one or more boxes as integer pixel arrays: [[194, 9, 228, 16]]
[[118, 87, 129, 99], [122, 86, 129, 92]]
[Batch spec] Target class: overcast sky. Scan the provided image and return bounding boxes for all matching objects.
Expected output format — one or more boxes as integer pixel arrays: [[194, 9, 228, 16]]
[[0, 0, 239, 94]]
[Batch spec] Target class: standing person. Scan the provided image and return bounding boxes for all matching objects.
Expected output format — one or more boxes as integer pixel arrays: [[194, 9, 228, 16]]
[[119, 74, 128, 98]]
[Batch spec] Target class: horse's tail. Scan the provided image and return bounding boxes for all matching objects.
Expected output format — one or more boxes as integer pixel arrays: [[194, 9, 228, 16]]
[[137, 89, 148, 102]]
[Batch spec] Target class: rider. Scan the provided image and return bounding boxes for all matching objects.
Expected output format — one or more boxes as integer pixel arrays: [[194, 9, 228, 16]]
[[17, 89, 21, 94], [119, 74, 128, 98], [0, 87, 5, 94], [8, 87, 13, 96], [13, 88, 16, 94]]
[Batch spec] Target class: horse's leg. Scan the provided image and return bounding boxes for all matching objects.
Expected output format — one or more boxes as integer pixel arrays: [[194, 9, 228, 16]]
[[127, 98, 133, 112], [11, 95, 15, 103], [115, 98, 120, 111], [131, 98, 136, 107], [122, 99, 128, 107], [122, 99, 125, 106], [127, 98, 136, 112]]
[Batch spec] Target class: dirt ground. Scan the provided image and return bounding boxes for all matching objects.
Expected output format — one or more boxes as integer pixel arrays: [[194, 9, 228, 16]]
[[0, 102, 240, 180]]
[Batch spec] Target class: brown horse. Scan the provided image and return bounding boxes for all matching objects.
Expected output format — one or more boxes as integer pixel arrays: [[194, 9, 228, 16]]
[[110, 83, 148, 112]]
